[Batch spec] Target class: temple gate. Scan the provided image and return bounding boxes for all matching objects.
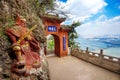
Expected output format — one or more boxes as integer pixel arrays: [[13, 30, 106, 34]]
[[40, 15, 69, 57]]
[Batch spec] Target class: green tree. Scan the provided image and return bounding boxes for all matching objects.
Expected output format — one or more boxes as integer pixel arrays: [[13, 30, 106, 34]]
[[68, 21, 81, 47], [47, 36, 54, 50], [39, 0, 55, 14], [28, 0, 55, 15]]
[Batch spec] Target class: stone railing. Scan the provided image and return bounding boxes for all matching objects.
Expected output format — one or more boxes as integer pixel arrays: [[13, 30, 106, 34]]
[[71, 47, 120, 74]]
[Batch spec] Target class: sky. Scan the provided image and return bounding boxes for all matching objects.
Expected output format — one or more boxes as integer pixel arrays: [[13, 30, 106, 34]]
[[56, 0, 120, 38]]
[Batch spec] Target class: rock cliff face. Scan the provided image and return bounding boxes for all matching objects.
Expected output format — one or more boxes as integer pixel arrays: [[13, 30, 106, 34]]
[[0, 0, 49, 80], [0, 0, 46, 43]]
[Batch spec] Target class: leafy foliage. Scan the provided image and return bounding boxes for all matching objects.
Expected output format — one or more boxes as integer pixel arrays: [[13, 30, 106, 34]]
[[28, 0, 55, 15], [68, 21, 82, 47], [47, 40, 54, 50], [47, 36, 54, 50]]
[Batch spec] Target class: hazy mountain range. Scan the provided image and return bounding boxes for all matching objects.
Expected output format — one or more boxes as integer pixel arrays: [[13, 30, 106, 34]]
[[76, 34, 120, 51], [88, 35, 120, 46]]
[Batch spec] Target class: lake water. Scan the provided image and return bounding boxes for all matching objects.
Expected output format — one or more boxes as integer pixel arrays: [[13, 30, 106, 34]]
[[76, 37, 120, 58]]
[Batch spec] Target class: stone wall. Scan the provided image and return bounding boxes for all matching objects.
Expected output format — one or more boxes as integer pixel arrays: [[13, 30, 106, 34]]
[[71, 47, 120, 74]]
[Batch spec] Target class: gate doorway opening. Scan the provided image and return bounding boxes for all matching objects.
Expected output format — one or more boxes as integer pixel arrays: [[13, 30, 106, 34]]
[[46, 34, 55, 56], [46, 34, 60, 57]]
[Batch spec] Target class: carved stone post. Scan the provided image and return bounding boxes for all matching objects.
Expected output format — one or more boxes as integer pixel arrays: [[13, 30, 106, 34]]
[[85, 47, 89, 60], [99, 49, 103, 64]]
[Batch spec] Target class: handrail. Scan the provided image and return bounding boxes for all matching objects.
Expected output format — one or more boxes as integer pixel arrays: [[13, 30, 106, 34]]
[[71, 47, 120, 73]]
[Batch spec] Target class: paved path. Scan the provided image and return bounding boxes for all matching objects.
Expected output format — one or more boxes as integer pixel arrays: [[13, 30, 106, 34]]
[[47, 55, 120, 80]]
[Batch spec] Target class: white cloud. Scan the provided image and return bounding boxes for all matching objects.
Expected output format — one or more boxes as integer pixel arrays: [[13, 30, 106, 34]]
[[76, 16, 120, 38], [56, 0, 120, 38], [118, 5, 120, 9], [96, 15, 107, 22], [56, 0, 107, 22], [108, 16, 120, 22]]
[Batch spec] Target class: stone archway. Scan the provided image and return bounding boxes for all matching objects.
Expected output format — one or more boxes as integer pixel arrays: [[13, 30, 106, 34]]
[[46, 34, 60, 56], [46, 34, 55, 55], [40, 14, 70, 57]]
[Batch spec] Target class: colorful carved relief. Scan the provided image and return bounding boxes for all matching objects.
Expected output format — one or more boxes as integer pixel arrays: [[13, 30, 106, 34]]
[[5, 15, 41, 75]]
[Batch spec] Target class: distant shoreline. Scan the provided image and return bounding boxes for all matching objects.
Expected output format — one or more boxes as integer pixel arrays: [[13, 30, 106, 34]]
[[93, 47, 120, 57]]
